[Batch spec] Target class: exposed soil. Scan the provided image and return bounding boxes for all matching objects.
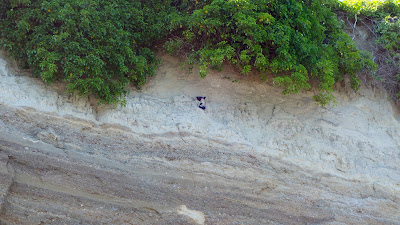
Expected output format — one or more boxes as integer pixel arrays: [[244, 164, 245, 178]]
[[0, 51, 399, 224]]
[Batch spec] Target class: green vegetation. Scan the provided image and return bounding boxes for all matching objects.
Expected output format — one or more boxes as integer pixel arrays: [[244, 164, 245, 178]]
[[1, 0, 393, 105], [165, 0, 375, 105], [330, 0, 400, 100], [0, 0, 173, 105]]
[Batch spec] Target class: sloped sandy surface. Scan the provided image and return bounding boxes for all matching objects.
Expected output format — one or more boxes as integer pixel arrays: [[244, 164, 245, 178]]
[[0, 51, 399, 224]]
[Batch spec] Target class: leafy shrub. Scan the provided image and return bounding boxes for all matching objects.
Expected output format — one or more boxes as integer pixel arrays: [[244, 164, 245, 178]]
[[0, 0, 376, 105], [377, 16, 400, 62], [165, 0, 374, 105], [330, 0, 400, 100], [377, 16, 400, 98], [0, 0, 174, 105], [330, 0, 400, 18]]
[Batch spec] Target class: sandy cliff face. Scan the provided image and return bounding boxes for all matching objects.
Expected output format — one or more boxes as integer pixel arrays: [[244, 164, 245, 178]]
[[0, 51, 399, 224]]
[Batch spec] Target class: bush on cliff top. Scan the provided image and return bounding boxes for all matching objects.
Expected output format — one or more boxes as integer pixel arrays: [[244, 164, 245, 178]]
[[0, 0, 376, 105], [0, 0, 173, 105], [329, 0, 400, 101]]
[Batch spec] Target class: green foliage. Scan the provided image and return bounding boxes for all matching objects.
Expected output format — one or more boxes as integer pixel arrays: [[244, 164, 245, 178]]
[[330, 0, 400, 100], [165, 0, 374, 105], [330, 0, 400, 17], [377, 15, 400, 60], [0, 0, 174, 105], [378, 16, 400, 97], [0, 0, 376, 105]]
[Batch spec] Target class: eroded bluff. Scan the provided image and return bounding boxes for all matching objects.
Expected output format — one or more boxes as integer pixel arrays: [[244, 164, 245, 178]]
[[0, 52, 399, 224]]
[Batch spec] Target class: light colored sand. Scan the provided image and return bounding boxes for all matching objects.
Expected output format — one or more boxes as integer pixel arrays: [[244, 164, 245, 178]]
[[0, 51, 399, 223]]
